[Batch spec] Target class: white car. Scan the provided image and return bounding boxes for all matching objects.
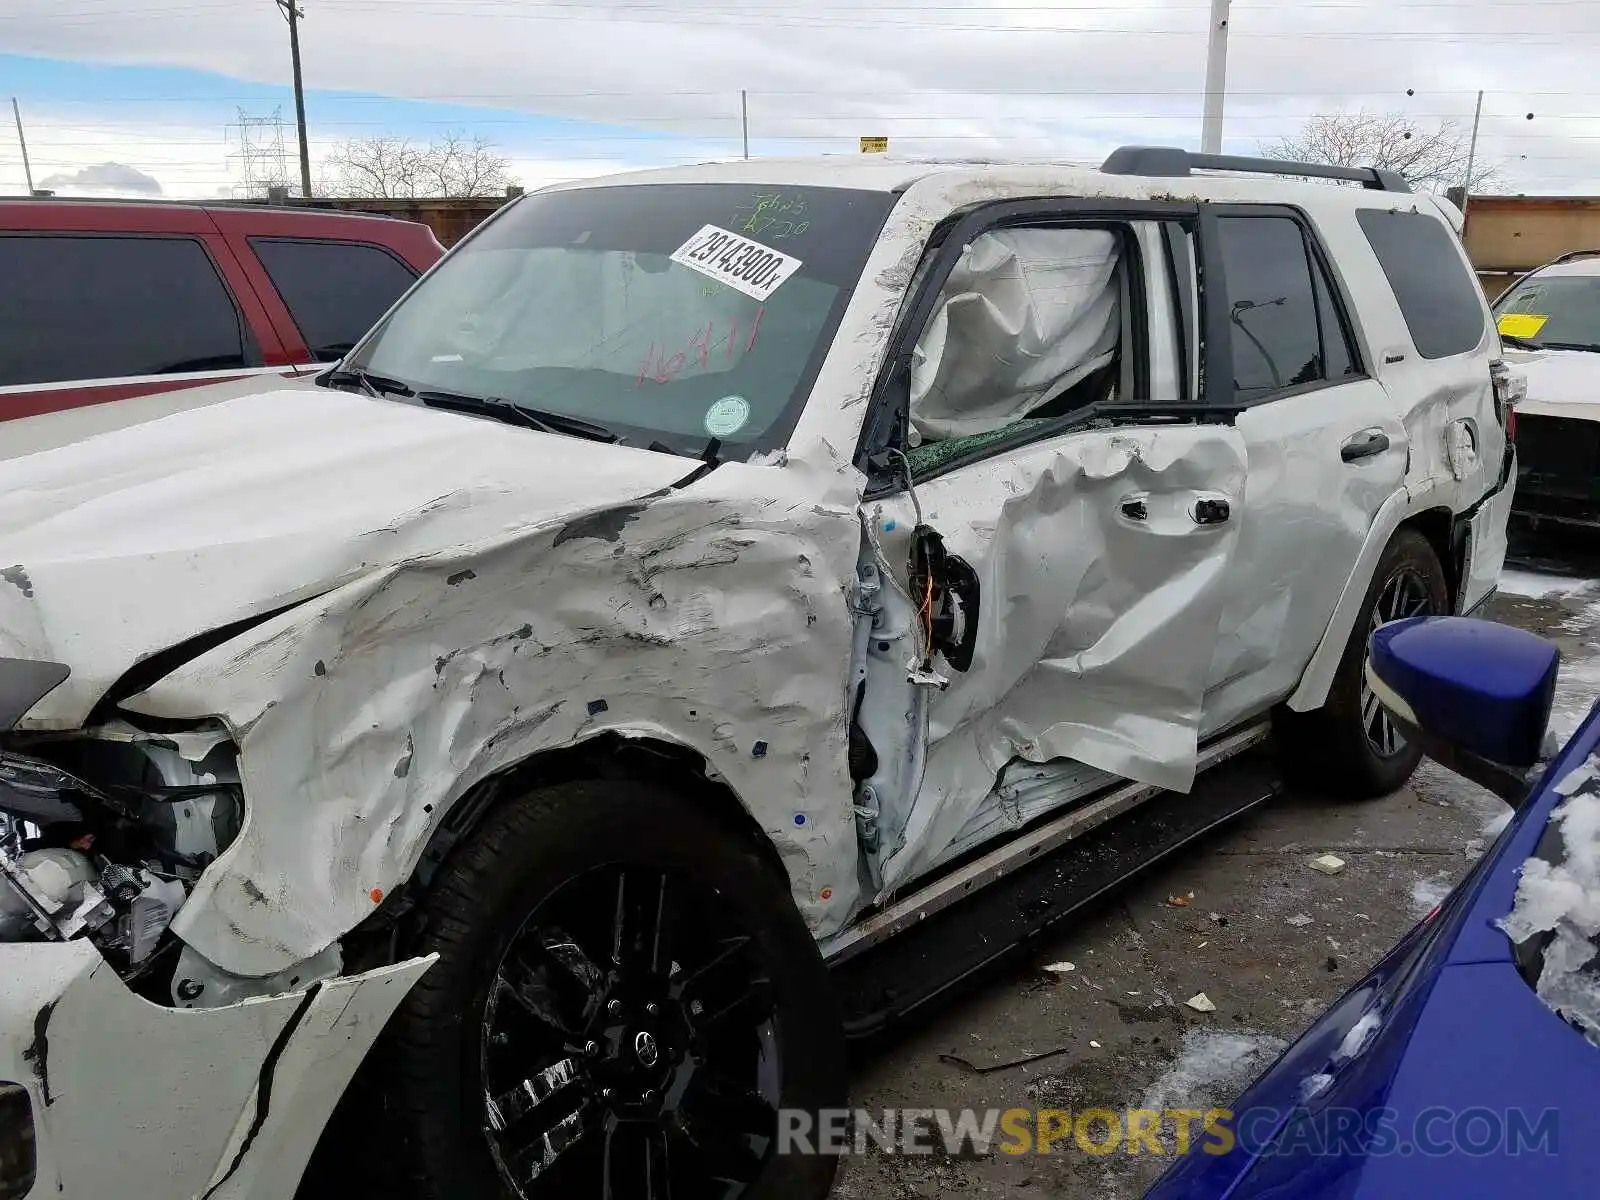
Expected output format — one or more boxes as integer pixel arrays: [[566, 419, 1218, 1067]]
[[0, 147, 1516, 1200], [1491, 250, 1600, 529]]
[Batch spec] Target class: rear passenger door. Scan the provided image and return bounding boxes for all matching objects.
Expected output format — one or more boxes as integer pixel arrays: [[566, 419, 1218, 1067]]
[[246, 237, 422, 363], [1198, 207, 1408, 735], [0, 231, 280, 427]]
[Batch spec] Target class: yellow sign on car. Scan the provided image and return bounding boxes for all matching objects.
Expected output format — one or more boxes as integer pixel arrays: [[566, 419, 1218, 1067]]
[[860, 136, 888, 154], [1498, 312, 1550, 339]]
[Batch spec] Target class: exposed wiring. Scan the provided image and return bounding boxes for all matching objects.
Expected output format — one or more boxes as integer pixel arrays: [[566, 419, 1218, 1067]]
[[920, 570, 936, 662], [886, 448, 923, 527]]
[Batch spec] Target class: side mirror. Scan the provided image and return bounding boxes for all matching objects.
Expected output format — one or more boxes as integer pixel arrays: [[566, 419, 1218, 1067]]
[[1366, 616, 1560, 805]]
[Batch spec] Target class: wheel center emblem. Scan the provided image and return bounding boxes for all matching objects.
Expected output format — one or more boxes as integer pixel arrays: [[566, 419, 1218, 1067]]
[[633, 1031, 660, 1068]]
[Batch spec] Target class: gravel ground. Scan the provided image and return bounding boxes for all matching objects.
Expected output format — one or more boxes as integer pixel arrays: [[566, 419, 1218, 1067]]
[[835, 532, 1600, 1199]]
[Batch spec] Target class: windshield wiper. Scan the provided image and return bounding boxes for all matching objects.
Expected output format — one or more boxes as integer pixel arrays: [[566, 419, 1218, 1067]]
[[1498, 333, 1600, 354], [322, 365, 416, 398], [413, 390, 621, 443], [671, 436, 723, 489]]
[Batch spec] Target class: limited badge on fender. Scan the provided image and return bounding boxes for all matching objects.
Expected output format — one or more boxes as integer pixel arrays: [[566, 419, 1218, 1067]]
[[670, 224, 804, 301]]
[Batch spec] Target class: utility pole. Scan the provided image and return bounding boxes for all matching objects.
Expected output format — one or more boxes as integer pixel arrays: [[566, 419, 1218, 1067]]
[[10, 98, 35, 195], [741, 89, 749, 160], [1201, 0, 1231, 154], [1462, 88, 1485, 201], [276, 0, 313, 197]]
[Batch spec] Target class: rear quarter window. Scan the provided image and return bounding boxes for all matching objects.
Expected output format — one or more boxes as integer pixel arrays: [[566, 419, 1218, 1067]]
[[1356, 208, 1486, 359]]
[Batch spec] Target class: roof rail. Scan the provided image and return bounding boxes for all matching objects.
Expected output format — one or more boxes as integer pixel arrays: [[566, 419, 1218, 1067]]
[[1551, 248, 1600, 265], [1, 194, 400, 219], [1100, 146, 1412, 194]]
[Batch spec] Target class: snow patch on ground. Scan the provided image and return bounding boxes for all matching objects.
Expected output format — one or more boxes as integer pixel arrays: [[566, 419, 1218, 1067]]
[[1560, 596, 1600, 635], [1409, 873, 1453, 917], [1139, 1029, 1288, 1116], [1411, 758, 1506, 823], [1499, 569, 1600, 601], [1500, 768, 1600, 1047], [1547, 654, 1600, 745], [1484, 809, 1515, 838]]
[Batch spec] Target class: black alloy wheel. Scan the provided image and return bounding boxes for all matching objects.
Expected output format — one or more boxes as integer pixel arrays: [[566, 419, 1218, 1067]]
[[1273, 528, 1449, 799], [480, 865, 783, 1197], [374, 778, 846, 1200]]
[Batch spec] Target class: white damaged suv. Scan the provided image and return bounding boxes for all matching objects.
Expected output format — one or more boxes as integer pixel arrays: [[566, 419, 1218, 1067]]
[[0, 147, 1515, 1200]]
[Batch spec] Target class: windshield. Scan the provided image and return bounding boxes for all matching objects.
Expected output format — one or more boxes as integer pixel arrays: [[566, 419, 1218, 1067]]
[[1494, 271, 1600, 352], [345, 182, 897, 454]]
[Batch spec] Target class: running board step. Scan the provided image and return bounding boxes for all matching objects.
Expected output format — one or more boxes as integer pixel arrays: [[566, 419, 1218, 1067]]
[[831, 746, 1281, 1039]]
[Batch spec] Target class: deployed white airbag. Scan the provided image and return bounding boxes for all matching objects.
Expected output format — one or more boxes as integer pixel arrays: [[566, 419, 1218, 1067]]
[[909, 228, 1121, 441]]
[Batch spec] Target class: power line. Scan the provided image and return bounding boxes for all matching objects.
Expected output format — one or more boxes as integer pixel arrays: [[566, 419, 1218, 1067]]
[[27, 112, 1600, 130], [16, 0, 1600, 11], [14, 7, 1600, 39], [21, 83, 1600, 99], [25, 92, 1600, 107], [28, 139, 1600, 154]]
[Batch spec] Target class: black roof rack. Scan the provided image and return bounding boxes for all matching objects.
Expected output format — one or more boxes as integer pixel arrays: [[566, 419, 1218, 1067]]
[[1550, 249, 1600, 265], [1100, 146, 1412, 194]]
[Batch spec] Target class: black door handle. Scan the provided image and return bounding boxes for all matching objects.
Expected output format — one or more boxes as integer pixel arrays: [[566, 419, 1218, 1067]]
[[1341, 429, 1391, 463]]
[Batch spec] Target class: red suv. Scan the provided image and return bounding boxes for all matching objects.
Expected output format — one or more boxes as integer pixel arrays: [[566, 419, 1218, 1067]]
[[0, 198, 443, 429]]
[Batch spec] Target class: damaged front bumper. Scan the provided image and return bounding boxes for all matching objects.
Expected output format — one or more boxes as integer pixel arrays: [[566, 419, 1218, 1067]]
[[1510, 411, 1600, 528], [0, 940, 431, 1200]]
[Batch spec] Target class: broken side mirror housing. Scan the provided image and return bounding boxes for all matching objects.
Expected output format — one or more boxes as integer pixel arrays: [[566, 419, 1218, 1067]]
[[1366, 616, 1559, 805]]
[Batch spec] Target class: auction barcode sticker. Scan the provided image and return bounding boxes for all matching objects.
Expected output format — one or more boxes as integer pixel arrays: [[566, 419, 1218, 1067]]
[[669, 224, 804, 301]]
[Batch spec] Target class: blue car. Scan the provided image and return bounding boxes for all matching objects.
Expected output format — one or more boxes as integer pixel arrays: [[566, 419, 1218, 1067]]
[[1147, 616, 1600, 1198]]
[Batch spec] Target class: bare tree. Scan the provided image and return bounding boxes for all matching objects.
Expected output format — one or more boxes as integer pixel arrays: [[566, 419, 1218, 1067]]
[[1260, 109, 1503, 193], [418, 132, 514, 197], [323, 135, 426, 198], [323, 132, 516, 198]]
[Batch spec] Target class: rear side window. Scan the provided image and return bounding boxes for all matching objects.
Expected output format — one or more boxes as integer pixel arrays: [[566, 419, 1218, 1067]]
[[250, 238, 419, 361], [0, 234, 253, 387], [1356, 208, 1486, 359], [1216, 215, 1359, 400]]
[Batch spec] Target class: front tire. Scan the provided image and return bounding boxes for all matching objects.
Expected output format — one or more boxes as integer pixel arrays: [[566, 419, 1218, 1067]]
[[383, 779, 846, 1200], [1275, 528, 1449, 799]]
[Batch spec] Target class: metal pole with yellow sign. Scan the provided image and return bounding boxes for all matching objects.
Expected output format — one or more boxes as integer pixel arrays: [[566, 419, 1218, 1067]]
[[860, 136, 888, 154]]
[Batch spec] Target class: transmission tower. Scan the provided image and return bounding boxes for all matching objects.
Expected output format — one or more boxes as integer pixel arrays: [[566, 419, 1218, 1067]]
[[228, 107, 292, 198]]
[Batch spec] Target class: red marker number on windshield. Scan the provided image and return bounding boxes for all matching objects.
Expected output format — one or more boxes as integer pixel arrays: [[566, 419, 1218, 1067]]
[[638, 306, 764, 386]]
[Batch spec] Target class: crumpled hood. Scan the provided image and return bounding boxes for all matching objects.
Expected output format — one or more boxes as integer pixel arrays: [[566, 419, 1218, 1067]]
[[0, 386, 694, 726], [1507, 346, 1600, 420]]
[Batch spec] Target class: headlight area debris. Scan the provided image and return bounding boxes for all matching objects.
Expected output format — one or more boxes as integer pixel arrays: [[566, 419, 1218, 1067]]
[[0, 720, 241, 996]]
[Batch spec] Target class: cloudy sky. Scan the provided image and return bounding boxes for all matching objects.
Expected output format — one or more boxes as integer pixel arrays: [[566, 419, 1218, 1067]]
[[2, 0, 1597, 198]]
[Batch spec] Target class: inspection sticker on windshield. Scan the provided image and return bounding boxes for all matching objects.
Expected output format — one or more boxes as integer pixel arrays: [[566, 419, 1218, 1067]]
[[1499, 312, 1549, 339], [704, 395, 751, 437], [670, 224, 803, 301]]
